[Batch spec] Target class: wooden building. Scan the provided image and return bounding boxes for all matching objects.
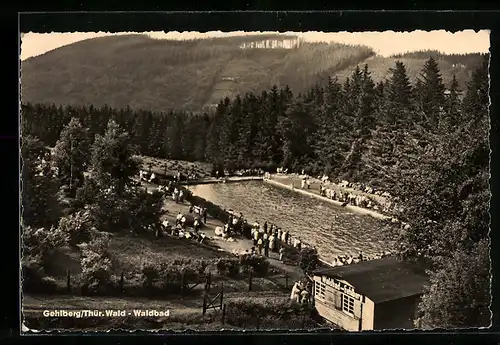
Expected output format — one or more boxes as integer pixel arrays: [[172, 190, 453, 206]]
[[312, 257, 429, 331]]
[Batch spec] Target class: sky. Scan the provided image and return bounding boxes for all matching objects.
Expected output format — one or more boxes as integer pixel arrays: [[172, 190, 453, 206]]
[[20, 30, 490, 61]]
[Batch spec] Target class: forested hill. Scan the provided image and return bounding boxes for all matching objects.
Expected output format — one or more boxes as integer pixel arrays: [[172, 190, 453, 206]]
[[20, 34, 374, 112], [21, 34, 483, 112]]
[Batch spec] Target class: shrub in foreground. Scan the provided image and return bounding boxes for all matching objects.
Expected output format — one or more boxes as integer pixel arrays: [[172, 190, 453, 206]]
[[141, 258, 210, 295], [225, 298, 313, 329]]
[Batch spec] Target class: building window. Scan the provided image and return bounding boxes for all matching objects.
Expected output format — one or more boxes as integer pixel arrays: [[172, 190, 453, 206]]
[[342, 294, 355, 315], [315, 282, 326, 299]]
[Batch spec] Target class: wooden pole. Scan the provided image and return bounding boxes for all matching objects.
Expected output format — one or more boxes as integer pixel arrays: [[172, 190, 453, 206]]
[[66, 269, 71, 293], [222, 303, 226, 325], [248, 270, 253, 291], [205, 272, 211, 291], [120, 271, 124, 294], [256, 315, 260, 330], [180, 271, 185, 298], [202, 295, 207, 315], [285, 274, 288, 289], [220, 282, 224, 309]]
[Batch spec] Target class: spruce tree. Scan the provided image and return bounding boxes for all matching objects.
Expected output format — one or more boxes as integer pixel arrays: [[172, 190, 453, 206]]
[[439, 75, 461, 133], [415, 57, 446, 130]]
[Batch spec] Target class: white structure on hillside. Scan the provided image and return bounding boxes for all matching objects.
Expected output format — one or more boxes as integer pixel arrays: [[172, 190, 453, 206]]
[[240, 37, 302, 49]]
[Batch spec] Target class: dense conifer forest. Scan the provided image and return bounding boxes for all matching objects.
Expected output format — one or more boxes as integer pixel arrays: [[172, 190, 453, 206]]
[[21, 54, 491, 328], [21, 34, 483, 112]]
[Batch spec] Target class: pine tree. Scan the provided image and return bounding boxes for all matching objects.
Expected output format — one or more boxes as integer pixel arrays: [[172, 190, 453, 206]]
[[278, 95, 315, 171], [236, 93, 258, 166], [415, 57, 446, 130], [313, 77, 343, 175], [386, 61, 414, 128], [357, 64, 376, 138], [439, 75, 462, 133]]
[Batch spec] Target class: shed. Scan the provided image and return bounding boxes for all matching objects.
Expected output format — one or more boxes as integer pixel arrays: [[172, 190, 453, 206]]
[[312, 257, 429, 331]]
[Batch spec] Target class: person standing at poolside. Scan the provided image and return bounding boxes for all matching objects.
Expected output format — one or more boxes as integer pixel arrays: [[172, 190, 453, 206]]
[[269, 233, 275, 253], [253, 226, 259, 246], [264, 239, 270, 257]]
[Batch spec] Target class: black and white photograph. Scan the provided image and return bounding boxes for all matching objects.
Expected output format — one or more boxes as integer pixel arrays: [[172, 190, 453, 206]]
[[20, 29, 491, 332]]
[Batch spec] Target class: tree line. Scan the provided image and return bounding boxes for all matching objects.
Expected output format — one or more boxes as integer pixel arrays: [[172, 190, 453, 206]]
[[21, 56, 483, 191], [21, 55, 490, 328]]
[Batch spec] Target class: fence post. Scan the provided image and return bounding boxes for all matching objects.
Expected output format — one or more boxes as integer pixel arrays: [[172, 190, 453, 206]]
[[285, 274, 288, 289], [205, 272, 211, 291], [120, 271, 124, 294], [256, 314, 260, 330], [202, 295, 207, 315], [180, 271, 185, 298], [66, 269, 71, 293], [220, 282, 224, 309], [222, 303, 226, 325], [248, 270, 253, 291]]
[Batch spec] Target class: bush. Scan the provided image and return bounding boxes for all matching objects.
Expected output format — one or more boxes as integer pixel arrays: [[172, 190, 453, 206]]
[[78, 235, 114, 294], [213, 256, 270, 278], [22, 254, 59, 294], [215, 258, 240, 277], [298, 247, 320, 274], [22, 225, 68, 271], [225, 299, 312, 328], [57, 211, 95, 247], [140, 258, 209, 295], [240, 255, 270, 277]]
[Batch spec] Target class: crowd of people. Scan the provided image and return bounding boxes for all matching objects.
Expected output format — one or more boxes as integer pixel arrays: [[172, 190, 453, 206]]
[[290, 279, 312, 305], [327, 250, 394, 267], [250, 220, 300, 258], [209, 210, 311, 263], [159, 215, 207, 244], [271, 168, 395, 213]]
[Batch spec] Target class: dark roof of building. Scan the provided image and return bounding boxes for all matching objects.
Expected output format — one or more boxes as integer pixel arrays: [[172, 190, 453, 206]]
[[314, 257, 430, 304]]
